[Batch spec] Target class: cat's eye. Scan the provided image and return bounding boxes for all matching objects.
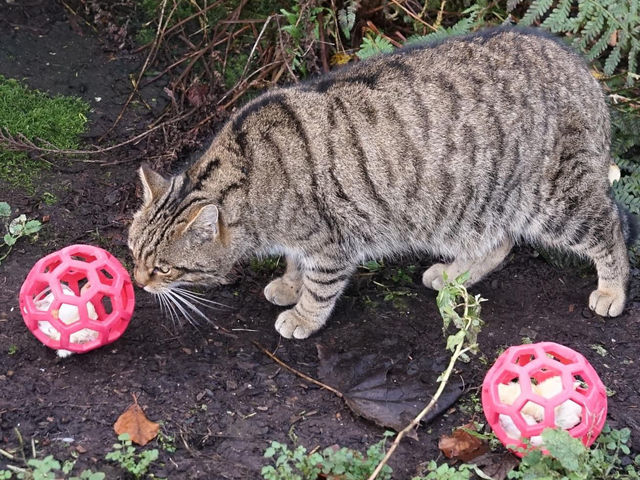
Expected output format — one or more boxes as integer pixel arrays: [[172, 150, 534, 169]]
[[152, 266, 170, 275]]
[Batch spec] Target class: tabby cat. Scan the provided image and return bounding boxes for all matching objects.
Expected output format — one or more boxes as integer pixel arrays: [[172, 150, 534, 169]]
[[128, 27, 637, 339]]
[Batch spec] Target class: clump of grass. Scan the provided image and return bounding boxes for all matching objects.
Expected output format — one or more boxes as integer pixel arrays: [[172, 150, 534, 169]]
[[0, 75, 89, 191]]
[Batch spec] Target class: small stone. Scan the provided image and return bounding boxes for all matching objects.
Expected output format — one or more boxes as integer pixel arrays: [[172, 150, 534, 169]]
[[75, 445, 87, 453], [226, 380, 238, 391], [518, 327, 538, 339]]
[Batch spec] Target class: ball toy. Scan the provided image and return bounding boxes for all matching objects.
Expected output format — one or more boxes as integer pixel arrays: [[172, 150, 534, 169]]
[[482, 342, 607, 456], [19, 244, 135, 357]]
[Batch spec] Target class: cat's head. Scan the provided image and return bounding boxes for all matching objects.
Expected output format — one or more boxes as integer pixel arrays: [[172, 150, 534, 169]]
[[128, 165, 234, 294]]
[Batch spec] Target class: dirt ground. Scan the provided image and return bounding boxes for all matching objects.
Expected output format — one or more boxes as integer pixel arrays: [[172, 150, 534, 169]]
[[1, 3, 639, 479]]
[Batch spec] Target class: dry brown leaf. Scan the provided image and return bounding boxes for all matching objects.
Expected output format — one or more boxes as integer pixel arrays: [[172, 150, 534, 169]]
[[438, 423, 488, 462], [609, 29, 618, 46], [114, 395, 159, 446]]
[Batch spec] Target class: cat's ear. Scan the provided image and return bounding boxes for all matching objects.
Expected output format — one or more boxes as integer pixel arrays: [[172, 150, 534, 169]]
[[139, 164, 169, 204], [183, 204, 220, 239]]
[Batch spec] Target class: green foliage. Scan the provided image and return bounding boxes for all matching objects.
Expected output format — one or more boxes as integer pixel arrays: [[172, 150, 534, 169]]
[[105, 434, 159, 480], [356, 34, 394, 60], [513, 0, 640, 85], [436, 272, 485, 359], [338, 0, 357, 40], [0, 75, 88, 190], [280, 4, 332, 75], [261, 433, 393, 480], [612, 109, 640, 214], [507, 426, 640, 479], [405, 5, 485, 46], [250, 256, 281, 274], [0, 202, 42, 265], [0, 454, 105, 480], [413, 426, 638, 480], [412, 460, 477, 480]]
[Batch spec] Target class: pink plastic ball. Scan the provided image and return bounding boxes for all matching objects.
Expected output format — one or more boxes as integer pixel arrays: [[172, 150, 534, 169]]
[[19, 244, 135, 354], [481, 342, 607, 457]]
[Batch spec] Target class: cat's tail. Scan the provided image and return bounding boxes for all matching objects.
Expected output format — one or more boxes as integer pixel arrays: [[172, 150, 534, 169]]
[[617, 202, 639, 246]]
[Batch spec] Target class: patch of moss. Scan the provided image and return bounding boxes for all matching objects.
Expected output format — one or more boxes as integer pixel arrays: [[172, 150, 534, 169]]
[[0, 75, 89, 192]]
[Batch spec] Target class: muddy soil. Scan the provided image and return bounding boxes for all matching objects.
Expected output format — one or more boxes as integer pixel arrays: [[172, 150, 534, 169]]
[[1, 3, 639, 479]]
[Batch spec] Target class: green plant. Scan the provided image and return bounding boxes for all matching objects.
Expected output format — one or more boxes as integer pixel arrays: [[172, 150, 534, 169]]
[[280, 4, 332, 76], [0, 436, 104, 480], [261, 432, 393, 480], [0, 75, 89, 190], [338, 0, 356, 40], [250, 256, 281, 274], [356, 34, 394, 60], [41, 192, 57, 206], [507, 426, 640, 479], [105, 434, 159, 480], [405, 5, 486, 46], [0, 202, 42, 265], [366, 272, 486, 478], [512, 0, 640, 85], [155, 427, 176, 454], [7, 345, 18, 355], [413, 461, 478, 480]]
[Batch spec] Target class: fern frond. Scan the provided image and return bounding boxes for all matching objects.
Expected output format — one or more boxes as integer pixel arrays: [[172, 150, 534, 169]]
[[604, 42, 623, 74], [520, 0, 554, 25], [540, 0, 572, 32], [585, 25, 617, 60]]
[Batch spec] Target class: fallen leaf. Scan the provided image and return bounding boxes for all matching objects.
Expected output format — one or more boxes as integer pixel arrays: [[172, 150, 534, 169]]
[[438, 423, 488, 462], [317, 345, 463, 438], [608, 29, 618, 46], [75, 445, 87, 454], [187, 83, 209, 107], [114, 395, 159, 446], [469, 452, 520, 480], [330, 52, 353, 65]]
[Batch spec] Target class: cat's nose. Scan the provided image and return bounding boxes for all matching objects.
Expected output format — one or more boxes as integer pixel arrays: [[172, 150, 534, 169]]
[[133, 267, 148, 288]]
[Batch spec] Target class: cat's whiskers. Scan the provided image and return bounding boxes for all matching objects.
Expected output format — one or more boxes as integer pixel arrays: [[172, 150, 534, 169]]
[[172, 287, 230, 309], [162, 288, 213, 329], [158, 292, 178, 329]]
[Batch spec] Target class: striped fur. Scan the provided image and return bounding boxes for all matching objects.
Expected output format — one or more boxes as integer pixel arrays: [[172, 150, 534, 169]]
[[129, 27, 631, 339]]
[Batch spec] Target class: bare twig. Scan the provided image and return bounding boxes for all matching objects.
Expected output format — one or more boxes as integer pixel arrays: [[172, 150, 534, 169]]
[[99, 0, 171, 142], [390, 0, 439, 32], [252, 341, 343, 398]]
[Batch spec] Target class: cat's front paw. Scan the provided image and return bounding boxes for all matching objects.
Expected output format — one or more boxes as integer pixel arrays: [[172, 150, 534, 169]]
[[589, 288, 625, 317], [275, 309, 319, 339], [264, 277, 301, 306]]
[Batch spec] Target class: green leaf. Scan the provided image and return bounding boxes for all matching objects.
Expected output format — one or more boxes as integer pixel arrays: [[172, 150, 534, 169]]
[[540, 428, 586, 471], [23, 219, 41, 235], [356, 35, 394, 60], [8, 215, 25, 235], [446, 330, 466, 351], [0, 202, 10, 217], [3, 233, 16, 246], [338, 2, 356, 40]]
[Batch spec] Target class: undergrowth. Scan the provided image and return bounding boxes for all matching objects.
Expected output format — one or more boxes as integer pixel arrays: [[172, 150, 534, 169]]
[[260, 425, 639, 480], [0, 75, 88, 192]]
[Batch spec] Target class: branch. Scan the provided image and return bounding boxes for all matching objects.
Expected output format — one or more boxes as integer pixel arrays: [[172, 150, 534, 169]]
[[252, 341, 343, 398]]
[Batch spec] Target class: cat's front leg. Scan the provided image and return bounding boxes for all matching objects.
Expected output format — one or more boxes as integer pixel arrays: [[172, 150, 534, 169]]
[[263, 255, 302, 306], [274, 265, 354, 339]]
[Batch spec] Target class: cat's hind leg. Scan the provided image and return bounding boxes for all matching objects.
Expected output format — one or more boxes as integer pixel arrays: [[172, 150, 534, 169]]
[[264, 256, 303, 306], [542, 200, 630, 317], [423, 238, 513, 290], [275, 264, 354, 339]]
